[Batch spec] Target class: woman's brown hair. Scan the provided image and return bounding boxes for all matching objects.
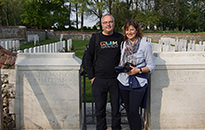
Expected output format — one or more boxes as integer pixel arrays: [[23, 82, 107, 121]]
[[123, 21, 143, 41]]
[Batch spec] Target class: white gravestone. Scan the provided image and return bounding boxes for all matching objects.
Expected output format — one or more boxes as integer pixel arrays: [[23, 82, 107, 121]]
[[60, 34, 63, 41], [67, 39, 72, 51], [5, 41, 9, 50], [46, 44, 49, 52], [28, 48, 32, 53], [52, 43, 55, 52], [49, 44, 52, 53], [0, 41, 4, 48], [55, 42, 58, 52], [15, 53, 82, 130]]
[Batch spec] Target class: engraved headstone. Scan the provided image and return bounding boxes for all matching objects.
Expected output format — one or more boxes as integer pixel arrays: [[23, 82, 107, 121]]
[[151, 52, 205, 129], [15, 53, 82, 129]]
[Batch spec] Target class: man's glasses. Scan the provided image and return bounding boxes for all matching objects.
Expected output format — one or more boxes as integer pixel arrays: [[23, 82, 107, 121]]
[[102, 21, 114, 25]]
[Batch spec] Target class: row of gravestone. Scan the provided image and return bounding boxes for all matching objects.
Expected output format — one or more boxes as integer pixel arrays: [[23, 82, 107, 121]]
[[151, 37, 205, 52], [19, 40, 66, 53], [1, 37, 204, 53], [0, 34, 40, 51], [27, 34, 39, 45], [0, 39, 72, 53], [0, 40, 20, 51]]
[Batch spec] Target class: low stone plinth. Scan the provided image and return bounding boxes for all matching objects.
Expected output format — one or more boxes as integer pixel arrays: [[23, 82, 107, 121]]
[[15, 53, 82, 130], [150, 52, 205, 129]]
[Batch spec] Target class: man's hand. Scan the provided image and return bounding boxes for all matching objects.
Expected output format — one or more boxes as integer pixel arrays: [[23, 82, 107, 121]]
[[90, 77, 95, 84]]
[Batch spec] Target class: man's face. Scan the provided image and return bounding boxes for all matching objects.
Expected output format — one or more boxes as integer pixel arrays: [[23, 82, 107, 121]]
[[101, 15, 114, 35]]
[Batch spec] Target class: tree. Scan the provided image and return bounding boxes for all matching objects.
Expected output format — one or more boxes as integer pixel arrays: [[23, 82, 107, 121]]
[[0, 0, 3, 25], [86, 0, 105, 30], [1, 0, 204, 32], [67, 2, 72, 28], [1, 0, 9, 26], [0, 0, 24, 26], [51, 0, 70, 30], [69, 0, 87, 30], [21, 0, 70, 29], [78, 0, 89, 31], [112, 1, 131, 31]]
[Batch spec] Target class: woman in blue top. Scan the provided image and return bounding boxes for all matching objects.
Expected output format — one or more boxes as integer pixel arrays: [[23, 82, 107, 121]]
[[117, 21, 155, 130]]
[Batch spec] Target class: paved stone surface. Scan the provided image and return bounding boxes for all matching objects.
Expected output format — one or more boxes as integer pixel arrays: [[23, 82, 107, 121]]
[[84, 103, 129, 130]]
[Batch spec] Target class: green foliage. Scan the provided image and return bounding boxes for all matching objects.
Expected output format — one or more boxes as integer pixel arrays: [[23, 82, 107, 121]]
[[21, 0, 50, 28], [0, 0, 204, 32], [20, 0, 69, 29], [112, 1, 131, 32], [71, 39, 89, 59], [0, 0, 25, 26], [71, 39, 93, 102], [81, 75, 93, 102]]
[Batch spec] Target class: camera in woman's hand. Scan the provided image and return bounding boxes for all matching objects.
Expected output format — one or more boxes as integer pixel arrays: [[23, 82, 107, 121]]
[[123, 62, 135, 72]]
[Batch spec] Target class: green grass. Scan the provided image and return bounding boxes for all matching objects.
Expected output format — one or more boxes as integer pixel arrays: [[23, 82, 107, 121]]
[[71, 40, 89, 59], [80, 75, 93, 102], [20, 39, 59, 50], [71, 40, 94, 102]]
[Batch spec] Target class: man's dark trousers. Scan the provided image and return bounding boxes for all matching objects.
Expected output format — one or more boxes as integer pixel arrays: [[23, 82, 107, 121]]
[[92, 77, 121, 130]]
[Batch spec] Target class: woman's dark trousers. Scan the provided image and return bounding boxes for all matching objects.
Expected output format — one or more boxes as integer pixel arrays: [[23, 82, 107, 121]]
[[120, 85, 147, 130]]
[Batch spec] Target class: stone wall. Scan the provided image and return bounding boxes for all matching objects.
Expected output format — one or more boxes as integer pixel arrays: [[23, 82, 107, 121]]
[[47, 32, 205, 43], [1, 26, 204, 43], [1, 69, 16, 130], [0, 26, 46, 42], [26, 29, 46, 41], [144, 33, 205, 43], [0, 46, 17, 129], [47, 31, 92, 41], [0, 26, 26, 40]]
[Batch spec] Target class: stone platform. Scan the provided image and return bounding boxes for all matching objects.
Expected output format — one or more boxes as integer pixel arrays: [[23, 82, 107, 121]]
[[84, 103, 130, 130]]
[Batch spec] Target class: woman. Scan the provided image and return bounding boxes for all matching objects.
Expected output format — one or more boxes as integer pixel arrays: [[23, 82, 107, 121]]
[[117, 21, 155, 130]]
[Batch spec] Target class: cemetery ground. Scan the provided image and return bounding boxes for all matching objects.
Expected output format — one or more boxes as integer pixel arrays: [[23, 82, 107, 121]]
[[6, 33, 204, 129], [20, 37, 205, 102]]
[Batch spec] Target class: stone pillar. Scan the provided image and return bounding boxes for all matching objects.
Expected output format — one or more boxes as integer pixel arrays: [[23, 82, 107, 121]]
[[150, 52, 205, 129], [15, 53, 82, 130]]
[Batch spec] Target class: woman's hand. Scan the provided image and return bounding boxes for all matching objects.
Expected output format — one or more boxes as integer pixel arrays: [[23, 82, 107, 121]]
[[126, 66, 138, 75]]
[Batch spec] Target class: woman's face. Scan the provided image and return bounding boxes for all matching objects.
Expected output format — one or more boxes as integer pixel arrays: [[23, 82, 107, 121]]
[[125, 25, 137, 41]]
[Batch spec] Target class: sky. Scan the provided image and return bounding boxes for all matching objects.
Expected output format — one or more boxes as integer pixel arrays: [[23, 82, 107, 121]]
[[65, 1, 98, 28], [83, 16, 98, 27], [70, 11, 98, 27]]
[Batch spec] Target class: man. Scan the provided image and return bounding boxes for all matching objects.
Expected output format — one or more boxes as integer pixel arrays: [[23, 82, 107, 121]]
[[85, 14, 123, 130]]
